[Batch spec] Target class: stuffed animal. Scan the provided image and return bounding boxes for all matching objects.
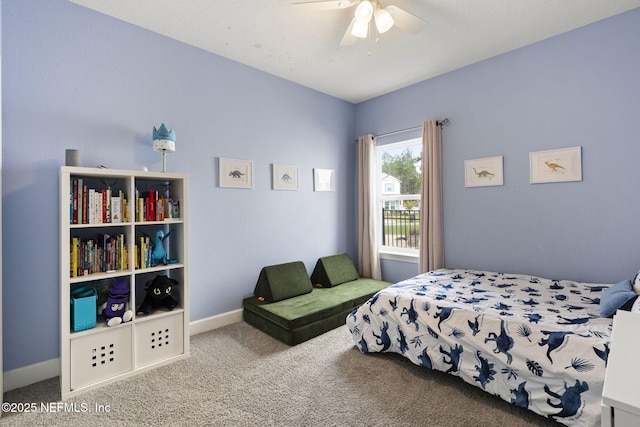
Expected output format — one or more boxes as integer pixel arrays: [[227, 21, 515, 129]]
[[151, 229, 171, 265], [100, 278, 133, 327], [140, 229, 178, 266], [137, 274, 180, 315]]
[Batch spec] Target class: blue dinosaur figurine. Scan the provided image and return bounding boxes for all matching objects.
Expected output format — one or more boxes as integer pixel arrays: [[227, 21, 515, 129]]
[[151, 229, 176, 266]]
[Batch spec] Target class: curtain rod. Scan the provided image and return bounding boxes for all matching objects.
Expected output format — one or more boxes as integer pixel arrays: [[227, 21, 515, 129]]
[[356, 118, 450, 141]]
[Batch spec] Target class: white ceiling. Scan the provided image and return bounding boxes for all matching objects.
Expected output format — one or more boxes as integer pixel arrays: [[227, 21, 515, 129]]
[[69, 0, 640, 104]]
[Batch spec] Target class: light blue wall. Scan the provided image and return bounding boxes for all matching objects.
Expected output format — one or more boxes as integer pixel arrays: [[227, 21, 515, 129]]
[[2, 0, 355, 371], [3, 0, 639, 375], [357, 8, 640, 285]]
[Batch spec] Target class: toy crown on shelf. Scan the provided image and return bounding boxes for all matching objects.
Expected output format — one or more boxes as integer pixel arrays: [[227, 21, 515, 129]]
[[153, 123, 176, 172]]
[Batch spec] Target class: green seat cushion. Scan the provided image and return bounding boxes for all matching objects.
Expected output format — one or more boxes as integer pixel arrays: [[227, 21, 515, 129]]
[[243, 278, 392, 331], [327, 278, 392, 306], [254, 261, 313, 303], [243, 306, 356, 346], [311, 253, 360, 287], [244, 288, 353, 330]]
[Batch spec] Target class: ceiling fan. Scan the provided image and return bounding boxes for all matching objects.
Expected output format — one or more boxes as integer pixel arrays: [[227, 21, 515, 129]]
[[293, 0, 426, 46]]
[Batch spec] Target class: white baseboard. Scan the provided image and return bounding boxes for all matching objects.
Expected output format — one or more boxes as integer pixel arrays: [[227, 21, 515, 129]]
[[189, 308, 243, 336], [3, 309, 243, 393], [3, 358, 60, 393]]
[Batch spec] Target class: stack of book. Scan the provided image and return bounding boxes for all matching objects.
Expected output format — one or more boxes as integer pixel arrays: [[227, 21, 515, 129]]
[[135, 189, 180, 222], [70, 234, 128, 277], [70, 178, 127, 224]]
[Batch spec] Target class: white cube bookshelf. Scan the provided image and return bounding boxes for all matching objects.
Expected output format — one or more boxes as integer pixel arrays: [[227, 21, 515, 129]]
[[60, 166, 189, 399]]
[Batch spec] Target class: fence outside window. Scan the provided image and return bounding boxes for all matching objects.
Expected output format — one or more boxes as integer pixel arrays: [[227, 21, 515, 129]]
[[382, 208, 420, 249]]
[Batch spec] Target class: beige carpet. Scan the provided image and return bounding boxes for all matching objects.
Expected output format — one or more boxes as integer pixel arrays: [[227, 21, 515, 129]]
[[1, 322, 559, 426]]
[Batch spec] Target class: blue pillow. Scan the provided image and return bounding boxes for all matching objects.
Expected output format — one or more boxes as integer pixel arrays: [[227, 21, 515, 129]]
[[600, 279, 638, 318]]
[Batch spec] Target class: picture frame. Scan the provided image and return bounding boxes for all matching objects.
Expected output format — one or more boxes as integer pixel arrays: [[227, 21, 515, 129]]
[[464, 156, 504, 187], [272, 164, 299, 191], [530, 146, 582, 184], [219, 157, 253, 188], [313, 168, 335, 192]]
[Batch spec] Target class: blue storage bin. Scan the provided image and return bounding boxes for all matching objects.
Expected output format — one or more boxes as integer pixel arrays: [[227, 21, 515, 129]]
[[71, 285, 97, 332]]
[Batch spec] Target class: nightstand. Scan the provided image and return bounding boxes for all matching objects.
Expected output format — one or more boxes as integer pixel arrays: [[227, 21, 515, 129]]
[[602, 310, 640, 427]]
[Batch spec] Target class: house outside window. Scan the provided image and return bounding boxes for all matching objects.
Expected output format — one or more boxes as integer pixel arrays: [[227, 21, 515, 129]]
[[381, 174, 402, 210], [376, 138, 422, 259]]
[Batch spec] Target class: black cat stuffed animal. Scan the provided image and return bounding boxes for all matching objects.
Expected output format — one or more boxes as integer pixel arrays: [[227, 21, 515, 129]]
[[137, 274, 180, 315]]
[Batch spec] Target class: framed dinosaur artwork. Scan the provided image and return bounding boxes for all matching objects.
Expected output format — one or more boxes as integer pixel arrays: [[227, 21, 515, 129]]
[[272, 164, 299, 191], [530, 146, 582, 184], [464, 156, 504, 187], [219, 157, 254, 188]]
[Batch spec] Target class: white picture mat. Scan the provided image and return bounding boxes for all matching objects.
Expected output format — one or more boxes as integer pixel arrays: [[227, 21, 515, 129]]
[[530, 146, 582, 184], [314, 168, 335, 192], [464, 156, 504, 187], [272, 164, 299, 190], [219, 157, 253, 188]]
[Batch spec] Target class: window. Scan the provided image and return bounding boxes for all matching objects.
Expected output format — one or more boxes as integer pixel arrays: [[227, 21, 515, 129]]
[[376, 138, 422, 257], [384, 182, 395, 193]]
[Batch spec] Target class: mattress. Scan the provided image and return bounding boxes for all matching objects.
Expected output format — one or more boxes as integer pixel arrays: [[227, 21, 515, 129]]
[[346, 269, 612, 426]]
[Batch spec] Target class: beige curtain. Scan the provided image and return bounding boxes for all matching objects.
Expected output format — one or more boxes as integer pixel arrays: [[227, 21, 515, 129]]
[[419, 121, 445, 273], [357, 134, 382, 280]]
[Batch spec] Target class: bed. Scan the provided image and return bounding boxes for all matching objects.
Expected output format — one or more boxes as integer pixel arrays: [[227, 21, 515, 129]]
[[346, 268, 628, 427]]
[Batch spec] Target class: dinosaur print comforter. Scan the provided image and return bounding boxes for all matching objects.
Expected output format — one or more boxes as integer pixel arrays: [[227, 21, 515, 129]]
[[346, 269, 612, 427]]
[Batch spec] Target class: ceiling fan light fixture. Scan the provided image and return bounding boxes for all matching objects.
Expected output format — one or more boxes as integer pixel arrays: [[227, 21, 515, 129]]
[[374, 7, 394, 34], [354, 1, 373, 23], [351, 19, 369, 38]]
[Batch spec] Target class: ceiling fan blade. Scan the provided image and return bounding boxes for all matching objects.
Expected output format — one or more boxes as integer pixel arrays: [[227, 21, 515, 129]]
[[339, 17, 359, 46], [292, 0, 358, 10], [386, 5, 426, 34]]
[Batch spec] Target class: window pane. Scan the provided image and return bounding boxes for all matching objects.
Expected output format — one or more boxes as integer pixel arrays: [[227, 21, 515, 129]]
[[380, 144, 422, 198], [377, 138, 422, 253]]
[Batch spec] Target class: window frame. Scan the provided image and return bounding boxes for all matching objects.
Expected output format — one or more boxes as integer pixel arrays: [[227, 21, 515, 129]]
[[375, 137, 422, 263]]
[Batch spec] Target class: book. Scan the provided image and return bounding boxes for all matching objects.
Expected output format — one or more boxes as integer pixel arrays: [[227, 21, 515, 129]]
[[71, 237, 79, 277], [111, 196, 122, 223], [77, 179, 84, 224], [87, 189, 94, 224], [156, 198, 165, 221], [138, 235, 153, 269], [95, 191, 103, 224], [72, 178, 78, 224], [81, 183, 88, 224], [137, 197, 145, 222], [171, 200, 180, 219], [101, 189, 111, 223], [144, 191, 157, 222], [69, 178, 74, 224]]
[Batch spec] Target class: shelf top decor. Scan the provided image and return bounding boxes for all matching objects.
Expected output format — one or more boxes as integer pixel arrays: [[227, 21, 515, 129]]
[[153, 123, 176, 173]]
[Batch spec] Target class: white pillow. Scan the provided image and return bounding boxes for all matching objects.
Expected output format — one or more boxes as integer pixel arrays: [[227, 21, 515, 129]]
[[632, 296, 640, 313]]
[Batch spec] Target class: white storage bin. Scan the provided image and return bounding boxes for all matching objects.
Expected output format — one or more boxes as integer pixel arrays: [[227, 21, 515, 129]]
[[136, 312, 184, 368], [70, 326, 132, 390]]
